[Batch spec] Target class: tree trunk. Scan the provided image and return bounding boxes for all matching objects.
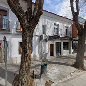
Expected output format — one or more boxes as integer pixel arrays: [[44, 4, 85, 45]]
[[70, 0, 86, 70], [73, 29, 85, 70], [7, 0, 44, 85], [13, 26, 33, 86]]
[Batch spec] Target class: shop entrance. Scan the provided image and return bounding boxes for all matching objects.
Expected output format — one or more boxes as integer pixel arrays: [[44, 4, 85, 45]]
[[56, 42, 61, 56]]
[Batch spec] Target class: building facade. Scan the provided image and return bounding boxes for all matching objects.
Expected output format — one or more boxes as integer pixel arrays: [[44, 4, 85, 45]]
[[0, 0, 73, 64], [0, 0, 22, 64], [32, 11, 73, 60]]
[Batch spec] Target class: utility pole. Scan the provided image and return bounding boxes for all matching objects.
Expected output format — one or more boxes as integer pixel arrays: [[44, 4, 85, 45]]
[[3, 36, 7, 86]]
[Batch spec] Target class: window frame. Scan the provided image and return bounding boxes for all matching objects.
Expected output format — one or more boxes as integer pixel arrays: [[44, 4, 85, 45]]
[[63, 42, 69, 50], [54, 23, 59, 35], [42, 25, 46, 35], [65, 26, 69, 36], [0, 6, 9, 30]]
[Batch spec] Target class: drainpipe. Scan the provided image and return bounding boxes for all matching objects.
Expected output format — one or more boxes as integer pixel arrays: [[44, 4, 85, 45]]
[[3, 36, 7, 86]]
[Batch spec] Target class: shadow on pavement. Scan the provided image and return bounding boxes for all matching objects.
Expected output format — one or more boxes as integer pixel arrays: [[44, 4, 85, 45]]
[[0, 84, 4, 86], [48, 61, 71, 66], [0, 67, 16, 85], [47, 56, 75, 66], [56, 56, 75, 59], [31, 56, 75, 69], [31, 64, 41, 68]]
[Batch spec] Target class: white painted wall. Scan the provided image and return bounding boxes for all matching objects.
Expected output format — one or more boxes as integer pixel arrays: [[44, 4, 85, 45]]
[[0, 1, 21, 64], [10, 37, 22, 63], [0, 33, 22, 64]]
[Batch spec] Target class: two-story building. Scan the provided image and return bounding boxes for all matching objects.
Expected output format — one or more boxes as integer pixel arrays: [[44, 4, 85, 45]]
[[32, 11, 73, 60], [0, 0, 73, 64]]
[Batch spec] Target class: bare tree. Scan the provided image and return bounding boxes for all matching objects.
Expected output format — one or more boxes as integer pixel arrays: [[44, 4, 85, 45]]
[[7, 0, 44, 86], [70, 0, 86, 70]]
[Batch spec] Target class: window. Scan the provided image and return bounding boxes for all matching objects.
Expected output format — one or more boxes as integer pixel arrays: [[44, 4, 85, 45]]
[[72, 41, 78, 51], [3, 16, 9, 29], [42, 25, 46, 34], [0, 9, 9, 30], [63, 42, 69, 50], [54, 23, 59, 35], [66, 29, 68, 36], [65, 26, 69, 36], [19, 42, 22, 54]]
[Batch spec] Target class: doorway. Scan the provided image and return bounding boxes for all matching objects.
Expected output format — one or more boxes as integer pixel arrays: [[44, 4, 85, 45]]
[[50, 44, 54, 56], [56, 42, 61, 56]]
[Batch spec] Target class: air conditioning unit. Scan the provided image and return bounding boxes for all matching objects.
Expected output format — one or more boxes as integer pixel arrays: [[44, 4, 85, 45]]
[[39, 34, 48, 42]]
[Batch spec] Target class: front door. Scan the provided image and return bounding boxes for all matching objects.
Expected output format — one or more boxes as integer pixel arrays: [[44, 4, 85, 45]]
[[56, 42, 61, 56], [50, 44, 54, 56]]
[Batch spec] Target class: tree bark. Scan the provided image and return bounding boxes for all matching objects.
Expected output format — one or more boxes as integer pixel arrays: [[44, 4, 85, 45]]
[[7, 0, 44, 85], [19, 30, 32, 86], [73, 28, 85, 69], [13, 25, 33, 86], [70, 0, 86, 70]]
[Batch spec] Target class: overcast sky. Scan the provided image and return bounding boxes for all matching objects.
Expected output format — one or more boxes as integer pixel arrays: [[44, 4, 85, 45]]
[[33, 0, 86, 19]]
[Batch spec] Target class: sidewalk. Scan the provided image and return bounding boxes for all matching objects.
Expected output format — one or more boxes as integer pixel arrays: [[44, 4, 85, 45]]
[[58, 71, 86, 86], [0, 55, 86, 86], [31, 56, 86, 86], [0, 64, 19, 86]]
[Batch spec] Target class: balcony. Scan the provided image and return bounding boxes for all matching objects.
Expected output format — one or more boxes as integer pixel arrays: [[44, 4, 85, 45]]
[[0, 16, 10, 31]]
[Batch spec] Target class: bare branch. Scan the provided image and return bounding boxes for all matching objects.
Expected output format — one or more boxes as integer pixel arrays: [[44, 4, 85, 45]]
[[70, 0, 75, 15], [76, 0, 79, 15], [38, 0, 44, 12], [7, 0, 25, 26], [33, 0, 39, 16], [70, 0, 81, 31], [27, 0, 32, 22], [30, 0, 44, 31], [34, 0, 44, 22], [33, 0, 44, 16]]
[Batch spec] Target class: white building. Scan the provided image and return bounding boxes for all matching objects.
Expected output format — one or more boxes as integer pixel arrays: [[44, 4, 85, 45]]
[[0, 0, 22, 64], [0, 0, 73, 64], [33, 11, 73, 60]]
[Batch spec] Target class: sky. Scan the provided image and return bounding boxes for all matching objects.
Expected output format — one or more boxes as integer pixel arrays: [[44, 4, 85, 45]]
[[33, 0, 86, 19]]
